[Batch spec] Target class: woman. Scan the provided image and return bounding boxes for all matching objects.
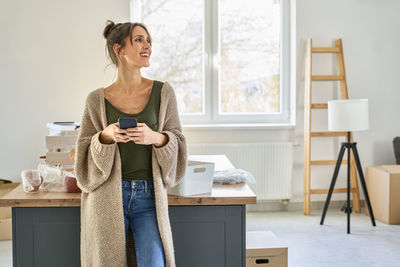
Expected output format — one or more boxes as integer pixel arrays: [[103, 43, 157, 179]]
[[74, 20, 187, 267]]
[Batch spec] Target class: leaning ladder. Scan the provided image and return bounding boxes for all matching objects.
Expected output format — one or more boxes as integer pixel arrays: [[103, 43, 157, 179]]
[[303, 38, 361, 215]]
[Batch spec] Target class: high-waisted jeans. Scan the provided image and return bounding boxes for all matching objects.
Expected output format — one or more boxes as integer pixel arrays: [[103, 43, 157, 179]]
[[122, 179, 165, 267]]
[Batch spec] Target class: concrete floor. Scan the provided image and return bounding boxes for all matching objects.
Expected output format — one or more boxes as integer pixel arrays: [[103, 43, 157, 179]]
[[0, 209, 399, 267], [246, 209, 400, 267]]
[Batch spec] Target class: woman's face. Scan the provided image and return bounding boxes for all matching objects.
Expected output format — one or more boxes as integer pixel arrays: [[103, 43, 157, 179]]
[[115, 26, 152, 68]]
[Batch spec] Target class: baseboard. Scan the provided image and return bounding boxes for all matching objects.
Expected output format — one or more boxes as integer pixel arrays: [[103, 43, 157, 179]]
[[246, 200, 366, 212]]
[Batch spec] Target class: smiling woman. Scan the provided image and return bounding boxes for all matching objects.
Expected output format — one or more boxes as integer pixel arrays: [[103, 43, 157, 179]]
[[73, 19, 188, 267], [103, 20, 153, 68]]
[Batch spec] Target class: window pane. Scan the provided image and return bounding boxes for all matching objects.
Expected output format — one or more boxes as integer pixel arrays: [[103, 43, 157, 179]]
[[140, 0, 203, 114], [220, 0, 280, 114]]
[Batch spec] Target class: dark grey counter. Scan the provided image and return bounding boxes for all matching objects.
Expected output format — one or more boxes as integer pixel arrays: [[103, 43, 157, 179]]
[[1, 184, 256, 267]]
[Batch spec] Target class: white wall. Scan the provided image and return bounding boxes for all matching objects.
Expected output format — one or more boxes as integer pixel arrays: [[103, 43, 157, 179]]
[[0, 0, 129, 179], [1, 0, 399, 204], [293, 0, 400, 201]]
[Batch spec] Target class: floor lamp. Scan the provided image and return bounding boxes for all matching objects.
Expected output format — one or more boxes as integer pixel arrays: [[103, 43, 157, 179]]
[[320, 99, 376, 234]]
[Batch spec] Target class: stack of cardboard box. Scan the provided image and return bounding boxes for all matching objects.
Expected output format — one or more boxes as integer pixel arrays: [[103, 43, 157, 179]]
[[246, 230, 288, 267], [366, 165, 400, 224], [0, 179, 20, 240]]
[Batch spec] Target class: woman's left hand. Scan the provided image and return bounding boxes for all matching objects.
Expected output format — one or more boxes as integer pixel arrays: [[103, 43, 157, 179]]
[[125, 122, 158, 145]]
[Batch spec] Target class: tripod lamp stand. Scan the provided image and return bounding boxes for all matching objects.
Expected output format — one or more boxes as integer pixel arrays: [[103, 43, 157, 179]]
[[320, 99, 376, 234]]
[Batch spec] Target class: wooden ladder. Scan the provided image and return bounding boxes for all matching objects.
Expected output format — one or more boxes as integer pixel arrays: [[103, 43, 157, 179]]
[[303, 38, 361, 215]]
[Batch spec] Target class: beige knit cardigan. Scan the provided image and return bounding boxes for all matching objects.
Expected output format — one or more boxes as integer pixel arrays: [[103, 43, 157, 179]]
[[74, 81, 188, 267]]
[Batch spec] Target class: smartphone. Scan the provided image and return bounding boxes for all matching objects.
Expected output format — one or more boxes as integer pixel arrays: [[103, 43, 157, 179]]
[[118, 118, 138, 129]]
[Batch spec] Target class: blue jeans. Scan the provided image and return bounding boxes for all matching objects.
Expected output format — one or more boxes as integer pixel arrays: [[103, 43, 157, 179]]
[[122, 179, 166, 267]]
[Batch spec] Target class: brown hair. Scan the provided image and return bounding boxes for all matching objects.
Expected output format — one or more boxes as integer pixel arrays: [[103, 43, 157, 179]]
[[103, 20, 152, 67]]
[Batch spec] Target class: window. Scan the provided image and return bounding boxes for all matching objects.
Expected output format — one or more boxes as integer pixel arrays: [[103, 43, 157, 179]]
[[131, 0, 292, 126]]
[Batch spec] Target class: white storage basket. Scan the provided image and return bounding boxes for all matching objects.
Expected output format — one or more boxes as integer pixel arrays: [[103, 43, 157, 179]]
[[167, 160, 215, 196]]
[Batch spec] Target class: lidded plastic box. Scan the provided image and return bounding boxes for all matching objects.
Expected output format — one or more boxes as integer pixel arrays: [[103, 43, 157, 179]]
[[46, 122, 80, 136]]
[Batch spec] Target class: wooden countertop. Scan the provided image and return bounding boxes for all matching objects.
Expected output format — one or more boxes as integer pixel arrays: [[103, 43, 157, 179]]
[[168, 183, 256, 206], [0, 183, 256, 207]]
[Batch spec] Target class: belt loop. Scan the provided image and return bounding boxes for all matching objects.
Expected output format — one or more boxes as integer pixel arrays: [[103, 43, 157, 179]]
[[145, 180, 147, 193]]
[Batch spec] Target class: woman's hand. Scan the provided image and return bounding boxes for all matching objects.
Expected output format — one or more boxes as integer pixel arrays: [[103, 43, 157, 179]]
[[99, 122, 130, 144], [121, 123, 167, 146]]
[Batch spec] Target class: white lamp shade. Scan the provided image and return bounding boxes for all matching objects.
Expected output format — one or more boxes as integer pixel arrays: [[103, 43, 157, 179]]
[[328, 99, 369, 132]]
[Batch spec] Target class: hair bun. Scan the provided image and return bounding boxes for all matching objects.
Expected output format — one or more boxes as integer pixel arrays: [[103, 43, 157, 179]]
[[103, 20, 118, 39]]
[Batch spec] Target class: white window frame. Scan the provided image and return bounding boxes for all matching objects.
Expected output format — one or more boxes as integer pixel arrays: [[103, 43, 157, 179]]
[[130, 0, 294, 128]]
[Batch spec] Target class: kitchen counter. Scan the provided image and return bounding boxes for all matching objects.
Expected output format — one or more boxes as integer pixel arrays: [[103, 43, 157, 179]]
[[0, 182, 256, 207], [1, 155, 256, 267]]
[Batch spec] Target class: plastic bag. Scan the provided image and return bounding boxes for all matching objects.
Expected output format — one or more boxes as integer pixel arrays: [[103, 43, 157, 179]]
[[213, 168, 256, 185], [37, 164, 67, 192], [21, 169, 43, 193]]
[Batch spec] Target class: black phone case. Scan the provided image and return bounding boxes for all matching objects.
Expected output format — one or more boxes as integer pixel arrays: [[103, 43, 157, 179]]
[[118, 118, 138, 129]]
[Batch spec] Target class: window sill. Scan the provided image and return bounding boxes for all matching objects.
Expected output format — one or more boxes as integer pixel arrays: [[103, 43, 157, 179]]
[[182, 122, 296, 130]]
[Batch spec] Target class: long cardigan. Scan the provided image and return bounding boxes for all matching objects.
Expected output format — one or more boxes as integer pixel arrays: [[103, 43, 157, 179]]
[[74, 81, 188, 267]]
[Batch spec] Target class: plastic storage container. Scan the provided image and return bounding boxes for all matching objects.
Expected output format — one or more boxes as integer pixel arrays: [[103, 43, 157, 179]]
[[167, 160, 215, 196], [46, 122, 80, 136]]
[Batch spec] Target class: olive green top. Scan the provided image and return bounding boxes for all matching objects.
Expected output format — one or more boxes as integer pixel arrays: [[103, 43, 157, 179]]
[[105, 80, 163, 180]]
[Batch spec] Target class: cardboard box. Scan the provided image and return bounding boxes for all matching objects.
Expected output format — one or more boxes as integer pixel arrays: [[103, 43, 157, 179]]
[[0, 218, 12, 240], [365, 165, 400, 224], [0, 180, 20, 219], [0, 179, 20, 240], [246, 231, 288, 267]]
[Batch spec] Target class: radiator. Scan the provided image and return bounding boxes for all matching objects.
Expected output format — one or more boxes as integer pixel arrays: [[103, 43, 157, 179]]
[[188, 143, 293, 201]]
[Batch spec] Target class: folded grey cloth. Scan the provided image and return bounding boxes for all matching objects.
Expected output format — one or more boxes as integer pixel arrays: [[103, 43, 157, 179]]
[[213, 168, 256, 184]]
